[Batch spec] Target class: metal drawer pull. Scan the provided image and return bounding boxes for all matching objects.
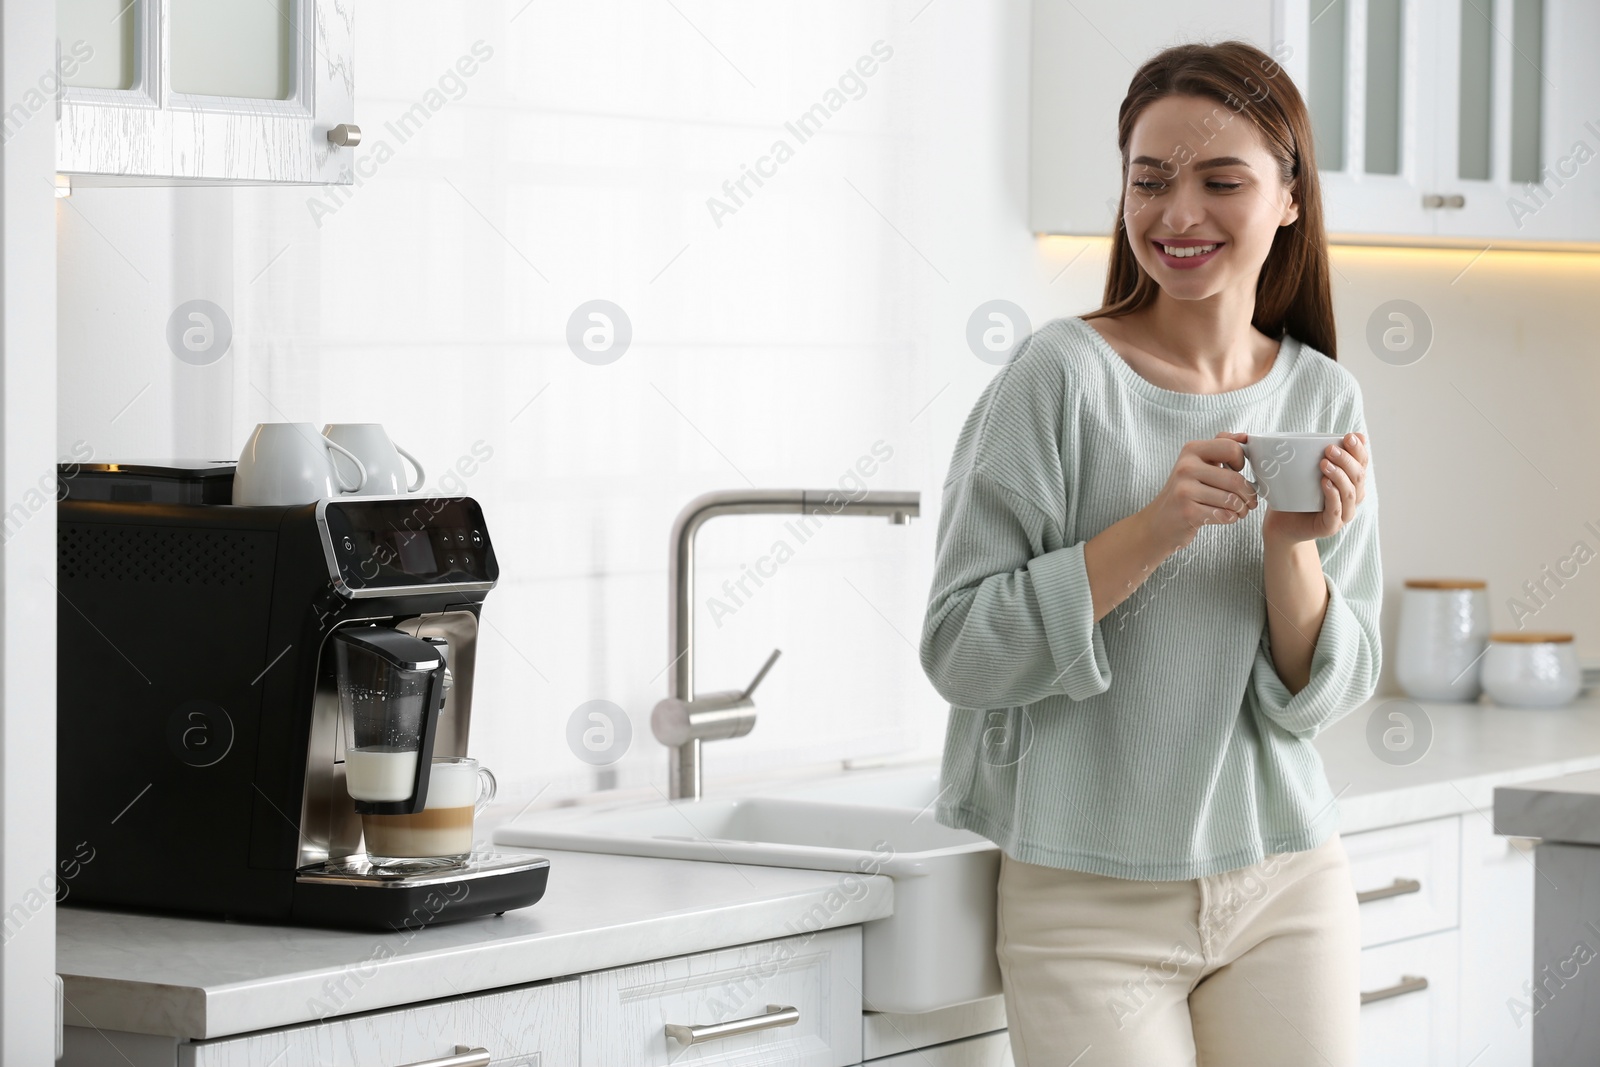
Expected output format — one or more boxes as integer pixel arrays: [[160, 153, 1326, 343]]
[[1356, 877, 1421, 904], [665, 1003, 800, 1045], [395, 1046, 490, 1067], [1361, 975, 1429, 1005]]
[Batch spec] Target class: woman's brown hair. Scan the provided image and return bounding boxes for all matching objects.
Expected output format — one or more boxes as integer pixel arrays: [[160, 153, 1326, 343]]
[[1083, 41, 1337, 360]]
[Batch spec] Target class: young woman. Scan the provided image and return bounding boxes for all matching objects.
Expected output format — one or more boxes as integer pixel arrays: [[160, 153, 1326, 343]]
[[919, 41, 1380, 1066]]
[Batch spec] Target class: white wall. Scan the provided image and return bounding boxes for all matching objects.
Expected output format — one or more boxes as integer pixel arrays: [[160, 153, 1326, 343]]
[[56, 1, 1600, 811], [4, 0, 58, 1058]]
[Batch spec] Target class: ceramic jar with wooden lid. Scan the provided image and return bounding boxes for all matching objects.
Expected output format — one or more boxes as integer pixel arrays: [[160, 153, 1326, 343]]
[[1396, 578, 1491, 702], [1480, 632, 1582, 708]]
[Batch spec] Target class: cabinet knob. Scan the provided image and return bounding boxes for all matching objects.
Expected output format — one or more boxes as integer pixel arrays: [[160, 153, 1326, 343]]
[[1444, 193, 1466, 209], [1422, 193, 1445, 209], [327, 123, 362, 147]]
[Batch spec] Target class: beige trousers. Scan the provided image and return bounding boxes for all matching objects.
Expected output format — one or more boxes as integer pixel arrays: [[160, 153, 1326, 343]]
[[995, 832, 1361, 1067]]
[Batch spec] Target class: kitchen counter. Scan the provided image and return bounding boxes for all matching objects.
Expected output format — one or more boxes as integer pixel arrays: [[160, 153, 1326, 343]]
[[1493, 766, 1600, 842], [58, 847, 892, 1041], [58, 690, 1600, 1044], [1314, 689, 1600, 833]]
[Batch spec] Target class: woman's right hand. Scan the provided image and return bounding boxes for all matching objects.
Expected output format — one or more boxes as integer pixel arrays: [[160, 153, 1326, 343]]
[[1141, 432, 1258, 552]]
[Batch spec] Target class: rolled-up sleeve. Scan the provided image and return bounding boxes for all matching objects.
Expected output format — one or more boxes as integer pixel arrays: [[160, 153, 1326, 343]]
[[1249, 392, 1383, 739], [919, 466, 1113, 709]]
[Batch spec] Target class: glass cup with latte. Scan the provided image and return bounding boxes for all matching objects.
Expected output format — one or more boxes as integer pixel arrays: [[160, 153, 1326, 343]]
[[361, 756, 496, 868]]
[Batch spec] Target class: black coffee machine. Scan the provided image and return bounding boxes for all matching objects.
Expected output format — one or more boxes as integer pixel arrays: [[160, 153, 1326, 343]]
[[56, 464, 548, 929]]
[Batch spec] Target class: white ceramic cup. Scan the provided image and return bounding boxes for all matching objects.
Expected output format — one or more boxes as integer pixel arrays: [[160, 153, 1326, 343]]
[[1242, 432, 1347, 512], [233, 423, 367, 506], [322, 423, 426, 495]]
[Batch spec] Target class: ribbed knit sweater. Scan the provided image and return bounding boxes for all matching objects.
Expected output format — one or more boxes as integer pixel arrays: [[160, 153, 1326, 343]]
[[920, 315, 1382, 881]]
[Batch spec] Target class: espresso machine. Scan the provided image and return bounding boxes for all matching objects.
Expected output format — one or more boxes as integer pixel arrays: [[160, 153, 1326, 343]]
[[56, 466, 549, 929]]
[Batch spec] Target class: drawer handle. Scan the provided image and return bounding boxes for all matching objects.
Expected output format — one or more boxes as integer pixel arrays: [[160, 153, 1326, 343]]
[[1356, 877, 1421, 904], [665, 1003, 800, 1045], [394, 1047, 490, 1067], [1361, 975, 1429, 1005]]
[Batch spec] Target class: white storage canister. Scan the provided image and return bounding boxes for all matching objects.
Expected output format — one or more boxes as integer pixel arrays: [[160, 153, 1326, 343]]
[[1396, 578, 1490, 702]]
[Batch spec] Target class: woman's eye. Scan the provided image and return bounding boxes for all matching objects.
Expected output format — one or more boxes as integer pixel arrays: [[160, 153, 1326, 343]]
[[1131, 179, 1245, 192]]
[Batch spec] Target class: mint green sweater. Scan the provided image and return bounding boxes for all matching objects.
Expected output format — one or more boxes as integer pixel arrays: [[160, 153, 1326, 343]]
[[920, 315, 1382, 881]]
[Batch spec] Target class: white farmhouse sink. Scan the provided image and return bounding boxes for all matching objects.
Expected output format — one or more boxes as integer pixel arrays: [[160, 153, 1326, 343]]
[[493, 764, 1002, 1014]]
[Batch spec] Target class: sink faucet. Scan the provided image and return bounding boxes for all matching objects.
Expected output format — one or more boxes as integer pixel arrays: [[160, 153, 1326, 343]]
[[650, 489, 921, 800]]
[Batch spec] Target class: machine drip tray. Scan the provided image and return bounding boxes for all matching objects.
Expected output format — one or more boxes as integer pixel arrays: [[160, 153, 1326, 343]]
[[292, 850, 550, 929]]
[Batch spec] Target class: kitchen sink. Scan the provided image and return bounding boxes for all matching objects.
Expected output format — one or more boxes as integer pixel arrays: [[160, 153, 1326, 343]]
[[493, 763, 1001, 1014]]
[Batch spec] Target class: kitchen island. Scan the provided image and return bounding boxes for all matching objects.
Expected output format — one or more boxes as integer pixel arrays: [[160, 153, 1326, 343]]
[[1494, 767, 1600, 1064]]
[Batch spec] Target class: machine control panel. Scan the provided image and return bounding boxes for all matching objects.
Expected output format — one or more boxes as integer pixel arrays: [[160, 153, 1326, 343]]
[[317, 497, 499, 598]]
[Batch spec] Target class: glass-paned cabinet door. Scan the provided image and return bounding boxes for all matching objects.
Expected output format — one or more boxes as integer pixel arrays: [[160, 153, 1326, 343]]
[[1283, 0, 1439, 238], [1434, 0, 1594, 241], [57, 0, 355, 185]]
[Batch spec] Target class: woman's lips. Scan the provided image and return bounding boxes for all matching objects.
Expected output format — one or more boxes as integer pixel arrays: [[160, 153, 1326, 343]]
[[1151, 240, 1224, 269]]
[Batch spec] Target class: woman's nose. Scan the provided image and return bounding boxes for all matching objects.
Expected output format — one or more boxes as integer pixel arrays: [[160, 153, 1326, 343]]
[[1162, 180, 1207, 231]]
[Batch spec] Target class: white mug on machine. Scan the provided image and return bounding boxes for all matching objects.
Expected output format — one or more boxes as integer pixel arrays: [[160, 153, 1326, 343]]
[[233, 423, 367, 506], [322, 423, 426, 496]]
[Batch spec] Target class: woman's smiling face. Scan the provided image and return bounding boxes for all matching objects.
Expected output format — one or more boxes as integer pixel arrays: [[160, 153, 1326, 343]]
[[1121, 94, 1300, 301]]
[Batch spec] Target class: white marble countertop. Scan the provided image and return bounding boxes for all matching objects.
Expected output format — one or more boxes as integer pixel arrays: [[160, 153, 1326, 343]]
[[1314, 689, 1600, 834], [58, 847, 892, 1041], [58, 689, 1600, 1044]]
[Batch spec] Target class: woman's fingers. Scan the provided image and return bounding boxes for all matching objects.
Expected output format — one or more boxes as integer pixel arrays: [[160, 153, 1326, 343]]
[[1326, 438, 1368, 505], [1192, 483, 1253, 518], [1343, 432, 1369, 464], [1322, 457, 1357, 517], [1194, 461, 1258, 505]]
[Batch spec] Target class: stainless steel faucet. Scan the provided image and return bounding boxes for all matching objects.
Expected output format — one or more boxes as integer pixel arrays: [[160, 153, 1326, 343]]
[[650, 489, 921, 800]]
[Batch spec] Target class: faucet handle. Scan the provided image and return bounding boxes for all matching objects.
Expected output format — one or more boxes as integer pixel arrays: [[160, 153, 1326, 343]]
[[739, 648, 782, 701]]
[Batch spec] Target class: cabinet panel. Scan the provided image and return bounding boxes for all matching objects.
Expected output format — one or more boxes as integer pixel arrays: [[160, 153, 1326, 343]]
[[57, 0, 355, 185], [168, 0, 292, 100], [862, 995, 1008, 1060], [1458, 820, 1534, 1067], [1286, 0, 1440, 237], [1286, 0, 1600, 245], [180, 980, 579, 1067], [1433, 0, 1570, 241], [1359, 929, 1460, 1067], [1344, 815, 1460, 949], [581, 926, 861, 1067], [866, 1029, 1014, 1066], [58, 0, 138, 90]]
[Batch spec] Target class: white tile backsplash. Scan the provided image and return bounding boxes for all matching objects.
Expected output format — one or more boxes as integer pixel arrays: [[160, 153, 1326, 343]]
[[56, 2, 1600, 805]]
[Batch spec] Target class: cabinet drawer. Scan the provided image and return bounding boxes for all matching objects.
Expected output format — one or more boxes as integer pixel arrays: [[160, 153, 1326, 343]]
[[867, 1029, 1015, 1065], [181, 979, 578, 1067], [1359, 929, 1459, 1067], [1343, 817, 1460, 948], [580, 926, 861, 1067]]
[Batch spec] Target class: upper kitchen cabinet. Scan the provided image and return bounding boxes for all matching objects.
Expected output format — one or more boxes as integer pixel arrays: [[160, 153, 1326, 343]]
[[56, 0, 356, 185], [1030, 0, 1600, 249], [1280, 0, 1600, 248], [1029, 0, 1282, 237]]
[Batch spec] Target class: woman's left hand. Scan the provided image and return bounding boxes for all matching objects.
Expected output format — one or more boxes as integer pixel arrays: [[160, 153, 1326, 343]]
[[1258, 431, 1370, 544]]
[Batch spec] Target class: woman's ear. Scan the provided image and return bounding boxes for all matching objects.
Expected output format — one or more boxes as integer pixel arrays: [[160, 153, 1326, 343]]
[[1281, 179, 1301, 227]]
